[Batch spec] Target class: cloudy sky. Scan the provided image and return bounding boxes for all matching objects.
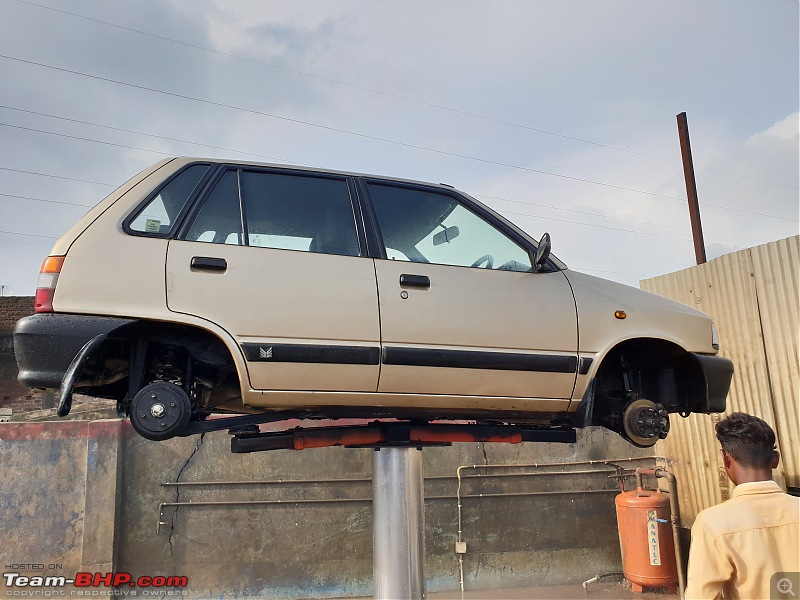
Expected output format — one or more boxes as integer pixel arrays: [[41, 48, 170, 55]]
[[0, 0, 797, 295]]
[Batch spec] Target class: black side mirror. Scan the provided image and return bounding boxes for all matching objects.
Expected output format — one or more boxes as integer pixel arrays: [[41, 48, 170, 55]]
[[533, 232, 551, 273]]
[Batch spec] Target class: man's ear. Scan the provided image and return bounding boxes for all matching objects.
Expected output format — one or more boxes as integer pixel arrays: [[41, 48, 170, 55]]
[[722, 450, 732, 470], [771, 450, 780, 469]]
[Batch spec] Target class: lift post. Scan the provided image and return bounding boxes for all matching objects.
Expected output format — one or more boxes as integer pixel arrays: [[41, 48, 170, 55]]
[[372, 447, 426, 600], [226, 420, 575, 599]]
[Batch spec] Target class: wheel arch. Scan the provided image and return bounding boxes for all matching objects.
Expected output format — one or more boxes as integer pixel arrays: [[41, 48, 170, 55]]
[[573, 336, 707, 433], [72, 317, 248, 408]]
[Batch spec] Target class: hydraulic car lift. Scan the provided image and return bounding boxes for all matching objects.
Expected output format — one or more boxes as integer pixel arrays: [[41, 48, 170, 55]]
[[218, 418, 576, 600]]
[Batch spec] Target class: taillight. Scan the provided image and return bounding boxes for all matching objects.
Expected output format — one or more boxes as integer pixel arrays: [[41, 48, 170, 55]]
[[35, 256, 65, 313]]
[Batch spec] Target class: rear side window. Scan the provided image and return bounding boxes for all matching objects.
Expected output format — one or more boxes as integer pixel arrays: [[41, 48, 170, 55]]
[[241, 171, 360, 256], [129, 164, 210, 235]]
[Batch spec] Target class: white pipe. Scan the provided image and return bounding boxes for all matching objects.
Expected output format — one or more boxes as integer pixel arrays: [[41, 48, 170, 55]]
[[454, 456, 658, 593]]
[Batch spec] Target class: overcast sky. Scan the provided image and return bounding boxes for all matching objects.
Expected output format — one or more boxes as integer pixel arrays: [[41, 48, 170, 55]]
[[0, 0, 797, 295]]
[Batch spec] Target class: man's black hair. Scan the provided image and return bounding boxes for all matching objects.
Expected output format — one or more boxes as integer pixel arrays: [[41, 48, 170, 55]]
[[715, 412, 776, 469]]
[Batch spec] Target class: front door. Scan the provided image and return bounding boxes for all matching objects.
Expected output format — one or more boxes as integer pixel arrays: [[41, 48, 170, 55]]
[[167, 167, 381, 392], [366, 182, 578, 402]]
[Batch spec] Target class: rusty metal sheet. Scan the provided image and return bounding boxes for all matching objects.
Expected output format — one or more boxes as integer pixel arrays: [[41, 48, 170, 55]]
[[640, 235, 799, 526]]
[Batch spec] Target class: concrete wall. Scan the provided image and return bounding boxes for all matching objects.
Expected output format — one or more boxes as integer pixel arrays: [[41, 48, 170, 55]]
[[0, 418, 653, 598]]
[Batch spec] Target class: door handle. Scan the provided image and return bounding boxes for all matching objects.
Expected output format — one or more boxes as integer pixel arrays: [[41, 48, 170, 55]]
[[399, 274, 430, 289], [191, 256, 227, 272]]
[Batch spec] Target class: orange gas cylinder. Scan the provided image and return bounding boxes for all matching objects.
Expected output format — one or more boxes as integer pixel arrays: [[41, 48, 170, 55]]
[[615, 488, 678, 592]]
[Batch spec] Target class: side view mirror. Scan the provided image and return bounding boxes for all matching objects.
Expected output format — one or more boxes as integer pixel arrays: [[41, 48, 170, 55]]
[[533, 232, 551, 273]]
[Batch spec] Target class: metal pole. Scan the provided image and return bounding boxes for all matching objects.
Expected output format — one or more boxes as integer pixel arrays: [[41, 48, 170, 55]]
[[676, 112, 707, 264], [372, 447, 426, 600]]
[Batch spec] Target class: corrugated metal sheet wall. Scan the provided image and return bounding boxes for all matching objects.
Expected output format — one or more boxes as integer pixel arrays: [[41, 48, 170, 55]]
[[640, 235, 799, 527]]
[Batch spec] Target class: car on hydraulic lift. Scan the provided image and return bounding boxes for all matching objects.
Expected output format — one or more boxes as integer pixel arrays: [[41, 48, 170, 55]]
[[14, 157, 733, 446]]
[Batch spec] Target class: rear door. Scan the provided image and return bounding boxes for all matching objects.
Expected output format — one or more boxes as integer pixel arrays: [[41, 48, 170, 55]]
[[365, 181, 578, 402], [167, 167, 381, 392]]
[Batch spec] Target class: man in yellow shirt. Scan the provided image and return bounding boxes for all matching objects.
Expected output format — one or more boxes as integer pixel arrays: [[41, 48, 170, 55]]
[[686, 413, 799, 599]]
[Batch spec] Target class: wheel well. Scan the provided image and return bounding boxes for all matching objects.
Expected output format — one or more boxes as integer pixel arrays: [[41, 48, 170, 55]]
[[588, 338, 705, 434], [73, 321, 241, 413]]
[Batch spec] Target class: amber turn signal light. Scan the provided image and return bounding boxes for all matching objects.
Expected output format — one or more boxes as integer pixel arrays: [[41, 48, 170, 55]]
[[615, 310, 627, 319]]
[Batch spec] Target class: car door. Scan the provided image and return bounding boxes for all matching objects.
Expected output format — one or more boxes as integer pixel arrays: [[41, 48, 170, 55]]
[[365, 181, 578, 401], [166, 167, 381, 392]]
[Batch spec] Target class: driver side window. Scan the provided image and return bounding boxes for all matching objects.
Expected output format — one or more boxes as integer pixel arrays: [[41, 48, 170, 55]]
[[368, 183, 532, 272]]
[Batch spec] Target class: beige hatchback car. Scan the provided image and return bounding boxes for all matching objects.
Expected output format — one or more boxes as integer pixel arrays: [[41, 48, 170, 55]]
[[14, 158, 733, 445]]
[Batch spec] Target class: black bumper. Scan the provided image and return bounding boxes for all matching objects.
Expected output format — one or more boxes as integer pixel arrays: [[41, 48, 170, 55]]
[[14, 314, 135, 389], [691, 352, 734, 413]]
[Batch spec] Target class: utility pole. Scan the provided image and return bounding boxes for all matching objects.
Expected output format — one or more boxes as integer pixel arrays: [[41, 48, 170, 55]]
[[677, 112, 707, 264]]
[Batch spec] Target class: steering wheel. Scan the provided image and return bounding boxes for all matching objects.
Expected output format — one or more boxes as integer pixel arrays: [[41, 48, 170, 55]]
[[470, 254, 494, 269]]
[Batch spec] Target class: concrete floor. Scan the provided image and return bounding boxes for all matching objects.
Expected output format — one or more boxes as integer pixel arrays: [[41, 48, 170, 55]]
[[351, 577, 680, 600], [428, 579, 679, 599]]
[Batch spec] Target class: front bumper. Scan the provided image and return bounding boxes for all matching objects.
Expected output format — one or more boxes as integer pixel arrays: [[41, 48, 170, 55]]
[[14, 314, 134, 389], [690, 352, 734, 413]]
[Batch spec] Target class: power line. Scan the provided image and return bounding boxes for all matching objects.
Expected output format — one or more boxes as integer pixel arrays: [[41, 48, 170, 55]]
[[496, 208, 745, 250], [0, 229, 58, 239], [0, 53, 712, 203], [0, 122, 171, 156], [2, 104, 795, 226], [0, 192, 93, 208], [556, 247, 686, 267], [479, 194, 778, 242], [475, 194, 797, 226], [0, 166, 116, 186], [10, 0, 797, 191], [0, 105, 301, 166], [577, 267, 653, 278]]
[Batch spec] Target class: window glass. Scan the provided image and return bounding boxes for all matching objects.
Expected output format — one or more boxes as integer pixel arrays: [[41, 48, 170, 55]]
[[241, 171, 359, 256], [129, 164, 209, 234], [185, 170, 243, 245], [369, 184, 532, 272]]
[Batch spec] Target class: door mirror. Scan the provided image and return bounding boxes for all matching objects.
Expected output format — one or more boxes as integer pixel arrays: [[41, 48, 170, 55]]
[[533, 232, 551, 273], [432, 225, 460, 246]]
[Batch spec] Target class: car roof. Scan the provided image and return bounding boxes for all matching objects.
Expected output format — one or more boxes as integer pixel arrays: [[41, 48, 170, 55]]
[[174, 156, 459, 192]]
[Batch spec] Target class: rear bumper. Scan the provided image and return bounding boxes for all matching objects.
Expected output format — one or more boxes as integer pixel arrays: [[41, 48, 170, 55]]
[[14, 314, 134, 389], [690, 352, 734, 413]]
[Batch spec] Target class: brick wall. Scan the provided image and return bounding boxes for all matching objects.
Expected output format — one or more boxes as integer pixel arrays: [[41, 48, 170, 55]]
[[0, 296, 34, 334], [1, 297, 35, 404]]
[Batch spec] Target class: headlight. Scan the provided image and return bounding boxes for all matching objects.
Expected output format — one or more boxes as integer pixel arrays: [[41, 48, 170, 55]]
[[711, 322, 720, 351]]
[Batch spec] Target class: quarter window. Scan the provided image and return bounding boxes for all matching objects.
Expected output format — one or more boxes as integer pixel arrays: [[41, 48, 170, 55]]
[[129, 164, 209, 235], [185, 170, 243, 245], [368, 184, 532, 272]]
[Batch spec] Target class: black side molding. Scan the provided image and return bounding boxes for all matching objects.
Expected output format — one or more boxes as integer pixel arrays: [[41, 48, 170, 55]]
[[383, 346, 578, 373], [241, 343, 380, 365]]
